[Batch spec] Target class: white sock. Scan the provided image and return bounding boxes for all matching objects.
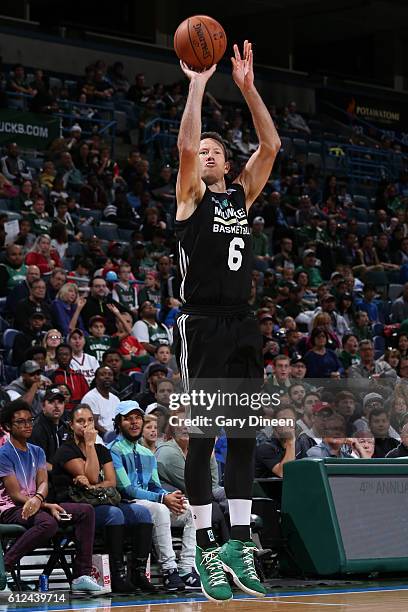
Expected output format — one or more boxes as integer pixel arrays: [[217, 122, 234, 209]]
[[228, 499, 252, 526], [190, 503, 213, 530]]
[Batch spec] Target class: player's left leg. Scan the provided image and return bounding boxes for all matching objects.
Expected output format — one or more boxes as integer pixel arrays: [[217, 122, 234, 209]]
[[218, 435, 267, 597], [218, 314, 267, 597]]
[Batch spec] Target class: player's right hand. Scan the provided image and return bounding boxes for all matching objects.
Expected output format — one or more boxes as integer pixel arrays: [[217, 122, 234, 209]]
[[180, 60, 217, 83]]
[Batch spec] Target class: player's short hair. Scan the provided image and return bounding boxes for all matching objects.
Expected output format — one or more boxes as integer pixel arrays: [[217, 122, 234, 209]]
[[200, 132, 228, 160]]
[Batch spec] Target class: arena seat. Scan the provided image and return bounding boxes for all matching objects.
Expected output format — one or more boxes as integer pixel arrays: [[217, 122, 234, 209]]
[[0, 523, 74, 590], [388, 283, 403, 302], [94, 223, 119, 241]]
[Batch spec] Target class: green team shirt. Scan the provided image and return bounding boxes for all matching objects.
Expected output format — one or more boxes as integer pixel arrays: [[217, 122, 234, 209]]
[[85, 335, 112, 363]]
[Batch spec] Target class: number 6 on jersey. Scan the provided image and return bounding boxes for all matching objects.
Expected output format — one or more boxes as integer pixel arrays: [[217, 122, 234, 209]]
[[228, 237, 245, 271]]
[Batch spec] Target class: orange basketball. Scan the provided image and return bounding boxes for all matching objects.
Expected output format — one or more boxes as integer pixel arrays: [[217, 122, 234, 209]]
[[174, 15, 227, 70]]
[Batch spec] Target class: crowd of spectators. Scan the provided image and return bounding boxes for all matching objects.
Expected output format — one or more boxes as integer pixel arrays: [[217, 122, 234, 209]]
[[0, 57, 408, 591]]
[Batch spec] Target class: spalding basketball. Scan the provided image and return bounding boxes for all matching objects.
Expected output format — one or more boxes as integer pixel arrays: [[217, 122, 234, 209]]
[[174, 15, 227, 70]]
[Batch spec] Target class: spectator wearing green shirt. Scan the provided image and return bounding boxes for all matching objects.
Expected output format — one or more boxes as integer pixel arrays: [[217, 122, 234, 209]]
[[251, 216, 271, 271], [27, 197, 52, 236], [85, 316, 112, 363], [295, 250, 323, 289]]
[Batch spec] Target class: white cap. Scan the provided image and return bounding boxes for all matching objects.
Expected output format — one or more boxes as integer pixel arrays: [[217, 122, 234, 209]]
[[71, 124, 82, 133]]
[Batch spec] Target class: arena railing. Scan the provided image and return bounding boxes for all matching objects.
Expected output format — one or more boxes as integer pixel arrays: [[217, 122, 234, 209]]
[[4, 91, 117, 152]]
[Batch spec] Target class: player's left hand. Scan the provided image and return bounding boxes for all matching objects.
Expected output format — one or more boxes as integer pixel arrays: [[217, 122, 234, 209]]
[[231, 40, 254, 92]]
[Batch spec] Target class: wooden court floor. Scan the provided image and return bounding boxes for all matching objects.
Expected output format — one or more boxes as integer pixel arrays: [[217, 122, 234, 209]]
[[57, 586, 408, 612]]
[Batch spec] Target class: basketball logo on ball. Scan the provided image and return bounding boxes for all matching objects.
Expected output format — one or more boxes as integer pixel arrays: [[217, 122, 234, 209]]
[[174, 15, 227, 70]]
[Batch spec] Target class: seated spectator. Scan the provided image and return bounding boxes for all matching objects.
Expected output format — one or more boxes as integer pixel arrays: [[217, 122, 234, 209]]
[[143, 343, 176, 388], [306, 414, 353, 458], [386, 422, 408, 457], [52, 283, 86, 337], [108, 401, 200, 591], [156, 409, 229, 544], [264, 355, 292, 396], [0, 172, 18, 199], [295, 250, 323, 289], [102, 349, 137, 400], [111, 263, 138, 315], [368, 407, 400, 457], [391, 283, 408, 323], [388, 390, 408, 434], [51, 404, 155, 593], [296, 400, 332, 457], [255, 406, 297, 478], [5, 360, 48, 416], [46, 268, 67, 302], [334, 391, 358, 435], [112, 309, 150, 372], [82, 366, 119, 441], [355, 284, 379, 323], [338, 333, 361, 372], [85, 315, 112, 363], [348, 339, 397, 381], [137, 272, 162, 310], [351, 310, 373, 341], [39, 161, 56, 190], [42, 328, 63, 373], [0, 142, 32, 185], [67, 258, 92, 289], [288, 383, 306, 418], [14, 278, 54, 332], [68, 329, 99, 385], [140, 414, 159, 453], [286, 101, 311, 136], [0, 399, 104, 594], [350, 430, 375, 458], [57, 152, 84, 192], [0, 245, 27, 297], [132, 301, 172, 355], [79, 174, 107, 210], [25, 235, 61, 274], [304, 328, 343, 379], [24, 346, 47, 375], [136, 365, 169, 410], [29, 386, 69, 470], [12, 311, 47, 367], [290, 355, 308, 381], [50, 344, 89, 411], [379, 348, 401, 375], [27, 197, 52, 236], [81, 276, 128, 335], [14, 218, 36, 251]]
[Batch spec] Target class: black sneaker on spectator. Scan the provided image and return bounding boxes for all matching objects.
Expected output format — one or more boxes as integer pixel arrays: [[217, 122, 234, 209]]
[[181, 568, 201, 590], [162, 568, 186, 592]]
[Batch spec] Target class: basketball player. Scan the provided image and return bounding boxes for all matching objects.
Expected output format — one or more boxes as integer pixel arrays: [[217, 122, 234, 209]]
[[175, 41, 281, 601]]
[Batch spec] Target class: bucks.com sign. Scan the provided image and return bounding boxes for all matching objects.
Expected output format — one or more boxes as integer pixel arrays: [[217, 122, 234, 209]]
[[0, 110, 60, 150]]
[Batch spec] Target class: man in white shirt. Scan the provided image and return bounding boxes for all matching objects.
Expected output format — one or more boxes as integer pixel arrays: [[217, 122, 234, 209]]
[[68, 329, 99, 385], [82, 366, 119, 442]]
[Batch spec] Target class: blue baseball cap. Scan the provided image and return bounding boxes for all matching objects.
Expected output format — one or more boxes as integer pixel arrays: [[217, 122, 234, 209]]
[[115, 400, 144, 418]]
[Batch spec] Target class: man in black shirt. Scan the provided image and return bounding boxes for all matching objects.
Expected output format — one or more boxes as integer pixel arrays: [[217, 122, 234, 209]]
[[14, 278, 54, 332], [135, 364, 168, 409], [12, 311, 47, 366], [255, 406, 298, 478], [30, 386, 69, 470], [102, 349, 138, 400]]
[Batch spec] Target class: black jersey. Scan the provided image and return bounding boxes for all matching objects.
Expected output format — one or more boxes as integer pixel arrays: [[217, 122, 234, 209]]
[[175, 183, 253, 311]]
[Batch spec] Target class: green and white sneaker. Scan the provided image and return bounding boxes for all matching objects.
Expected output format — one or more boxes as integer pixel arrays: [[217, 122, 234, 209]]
[[195, 546, 233, 602], [218, 540, 267, 597]]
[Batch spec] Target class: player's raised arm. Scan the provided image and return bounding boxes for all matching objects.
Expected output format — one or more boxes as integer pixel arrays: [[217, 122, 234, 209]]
[[176, 62, 216, 220], [231, 41, 281, 210]]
